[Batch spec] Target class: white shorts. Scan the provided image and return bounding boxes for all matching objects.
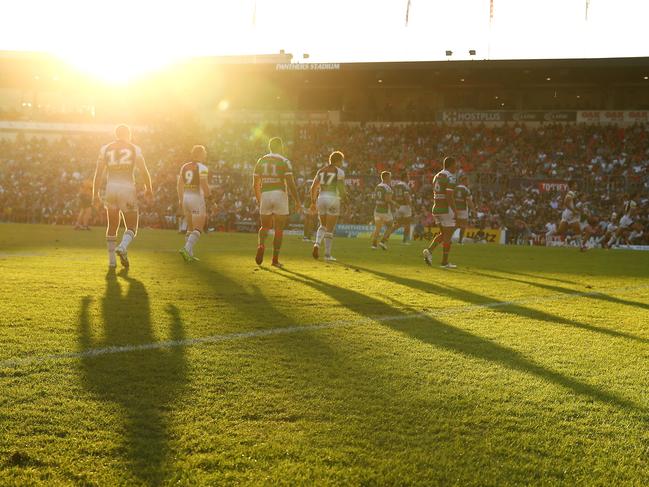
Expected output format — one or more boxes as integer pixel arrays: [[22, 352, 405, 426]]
[[455, 209, 469, 221], [395, 205, 412, 219], [619, 215, 633, 229], [434, 209, 455, 228], [104, 182, 137, 212], [260, 190, 289, 216], [317, 193, 340, 216], [561, 209, 579, 225], [183, 192, 206, 217], [374, 211, 393, 225]]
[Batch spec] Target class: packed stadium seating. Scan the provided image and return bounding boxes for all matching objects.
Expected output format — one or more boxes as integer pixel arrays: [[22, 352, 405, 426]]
[[0, 122, 647, 245]]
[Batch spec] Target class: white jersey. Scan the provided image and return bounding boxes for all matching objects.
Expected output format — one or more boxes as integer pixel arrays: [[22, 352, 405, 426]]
[[99, 140, 143, 186]]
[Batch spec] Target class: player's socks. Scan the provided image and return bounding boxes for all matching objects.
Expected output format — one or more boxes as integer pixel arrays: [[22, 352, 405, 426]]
[[441, 242, 451, 265], [315, 226, 325, 246], [118, 229, 135, 251], [255, 245, 265, 265], [258, 226, 269, 246], [107, 236, 117, 267], [272, 229, 284, 264], [185, 229, 201, 256], [428, 232, 442, 252], [324, 232, 333, 257]]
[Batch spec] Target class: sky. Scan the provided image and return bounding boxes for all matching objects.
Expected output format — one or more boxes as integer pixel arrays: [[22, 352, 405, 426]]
[[1, 0, 647, 82]]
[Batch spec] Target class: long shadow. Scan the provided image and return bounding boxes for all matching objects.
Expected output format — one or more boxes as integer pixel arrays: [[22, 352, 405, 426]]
[[482, 268, 581, 286], [276, 267, 644, 413], [184, 261, 454, 446], [348, 264, 649, 345], [471, 269, 649, 314], [78, 270, 187, 485]]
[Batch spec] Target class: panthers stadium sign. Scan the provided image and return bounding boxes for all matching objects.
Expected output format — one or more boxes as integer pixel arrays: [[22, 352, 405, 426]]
[[276, 63, 341, 71]]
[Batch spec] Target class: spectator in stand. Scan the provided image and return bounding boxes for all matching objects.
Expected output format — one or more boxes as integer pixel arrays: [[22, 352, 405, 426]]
[[0, 122, 647, 246]]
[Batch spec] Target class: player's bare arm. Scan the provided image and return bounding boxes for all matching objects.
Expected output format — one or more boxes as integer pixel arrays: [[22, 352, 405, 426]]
[[200, 173, 211, 199], [136, 154, 153, 196], [253, 174, 262, 203], [177, 172, 185, 208], [286, 173, 301, 208], [310, 174, 321, 207], [337, 178, 347, 202], [447, 188, 456, 213], [92, 155, 106, 207]]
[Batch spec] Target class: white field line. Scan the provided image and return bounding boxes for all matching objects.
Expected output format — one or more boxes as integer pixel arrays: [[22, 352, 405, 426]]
[[1, 284, 647, 370]]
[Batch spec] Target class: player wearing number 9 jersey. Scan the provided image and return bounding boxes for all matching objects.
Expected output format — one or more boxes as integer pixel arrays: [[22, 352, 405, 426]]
[[253, 137, 300, 267], [177, 145, 211, 262], [93, 124, 153, 270], [310, 151, 346, 261]]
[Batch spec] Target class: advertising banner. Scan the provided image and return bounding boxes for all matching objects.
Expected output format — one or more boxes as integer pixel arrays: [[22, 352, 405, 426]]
[[345, 177, 363, 188], [538, 180, 569, 192], [440, 111, 576, 123], [576, 111, 649, 124], [423, 227, 502, 244]]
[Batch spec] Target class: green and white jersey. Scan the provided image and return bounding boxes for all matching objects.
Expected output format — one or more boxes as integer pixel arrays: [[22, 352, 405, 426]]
[[374, 182, 393, 214], [392, 181, 411, 206], [253, 153, 293, 192], [432, 169, 457, 215], [315, 165, 345, 196], [454, 184, 471, 211]]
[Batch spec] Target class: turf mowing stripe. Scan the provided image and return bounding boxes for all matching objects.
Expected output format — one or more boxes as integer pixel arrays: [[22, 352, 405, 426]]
[[1, 284, 648, 370]]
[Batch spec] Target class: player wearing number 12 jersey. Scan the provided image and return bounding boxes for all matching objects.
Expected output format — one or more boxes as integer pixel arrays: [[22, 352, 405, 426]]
[[92, 125, 153, 270], [310, 151, 346, 261], [253, 137, 300, 267], [177, 145, 211, 262]]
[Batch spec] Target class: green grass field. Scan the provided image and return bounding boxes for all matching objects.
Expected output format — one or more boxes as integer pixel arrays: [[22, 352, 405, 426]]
[[1, 223, 648, 486]]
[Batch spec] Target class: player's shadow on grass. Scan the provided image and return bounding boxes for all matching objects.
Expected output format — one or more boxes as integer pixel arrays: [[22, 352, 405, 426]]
[[187, 262, 426, 436], [276, 268, 644, 414], [350, 264, 649, 345], [78, 270, 187, 485], [471, 269, 649, 315]]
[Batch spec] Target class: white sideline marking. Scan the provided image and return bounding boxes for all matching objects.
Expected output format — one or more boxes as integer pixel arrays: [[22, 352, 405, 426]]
[[0, 284, 647, 370]]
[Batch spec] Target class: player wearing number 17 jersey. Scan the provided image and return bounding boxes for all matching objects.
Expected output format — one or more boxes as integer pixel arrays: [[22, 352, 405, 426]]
[[310, 151, 347, 261], [92, 125, 153, 270], [253, 137, 300, 267], [178, 145, 211, 262]]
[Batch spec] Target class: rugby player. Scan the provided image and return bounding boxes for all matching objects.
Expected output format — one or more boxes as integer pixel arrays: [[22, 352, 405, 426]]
[[253, 137, 300, 268], [178, 145, 211, 262], [370, 171, 394, 250], [454, 174, 474, 244], [557, 181, 588, 251], [74, 178, 93, 230], [310, 151, 346, 261], [92, 125, 153, 269], [392, 175, 413, 245], [423, 156, 457, 268]]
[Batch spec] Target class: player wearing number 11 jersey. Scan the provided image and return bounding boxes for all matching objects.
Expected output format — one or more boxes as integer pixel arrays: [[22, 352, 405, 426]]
[[178, 145, 211, 262], [253, 137, 300, 267], [92, 125, 153, 269]]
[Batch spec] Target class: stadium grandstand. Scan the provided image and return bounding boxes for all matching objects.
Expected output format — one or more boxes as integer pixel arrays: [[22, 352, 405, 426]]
[[1, 51, 647, 247]]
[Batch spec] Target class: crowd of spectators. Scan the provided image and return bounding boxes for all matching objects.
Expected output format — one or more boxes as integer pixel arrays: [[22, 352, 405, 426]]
[[0, 121, 648, 246]]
